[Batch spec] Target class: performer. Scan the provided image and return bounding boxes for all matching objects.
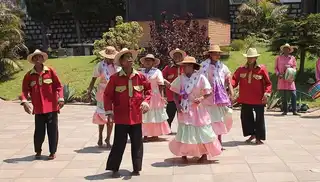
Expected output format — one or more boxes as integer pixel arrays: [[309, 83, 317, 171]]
[[199, 45, 234, 149], [104, 48, 151, 178], [232, 48, 272, 145], [162, 48, 186, 130], [87, 46, 120, 148], [316, 56, 320, 82], [20, 49, 64, 160], [275, 43, 298, 115], [139, 54, 171, 142], [169, 56, 222, 163]]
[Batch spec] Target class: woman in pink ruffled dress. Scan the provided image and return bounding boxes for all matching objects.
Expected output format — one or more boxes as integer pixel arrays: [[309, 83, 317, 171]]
[[87, 46, 121, 148], [169, 56, 222, 163], [139, 54, 171, 142], [199, 45, 234, 150]]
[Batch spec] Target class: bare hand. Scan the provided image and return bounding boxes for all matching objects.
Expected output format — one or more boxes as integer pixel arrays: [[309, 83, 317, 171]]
[[279, 74, 283, 78], [140, 103, 149, 114], [106, 114, 114, 123], [23, 103, 32, 114], [193, 97, 204, 104], [177, 104, 183, 113], [162, 97, 168, 105], [58, 101, 65, 109], [262, 95, 268, 104], [164, 80, 171, 88]]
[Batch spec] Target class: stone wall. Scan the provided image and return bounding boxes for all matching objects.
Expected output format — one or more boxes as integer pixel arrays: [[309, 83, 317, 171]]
[[229, 2, 302, 39], [23, 13, 112, 51]]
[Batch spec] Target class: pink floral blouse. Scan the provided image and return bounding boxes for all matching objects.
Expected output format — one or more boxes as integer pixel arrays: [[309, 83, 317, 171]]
[[275, 55, 297, 90]]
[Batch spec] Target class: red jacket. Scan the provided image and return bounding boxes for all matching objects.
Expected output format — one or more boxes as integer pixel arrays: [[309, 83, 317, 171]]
[[104, 69, 151, 125], [162, 65, 183, 101], [232, 64, 272, 105], [21, 66, 64, 114]]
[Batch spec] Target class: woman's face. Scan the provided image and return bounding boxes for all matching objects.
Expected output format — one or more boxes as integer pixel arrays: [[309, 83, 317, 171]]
[[247, 57, 257, 65], [105, 58, 114, 64], [283, 47, 290, 55], [209, 52, 220, 61], [119, 53, 133, 68], [183, 64, 194, 75], [143, 58, 154, 68]]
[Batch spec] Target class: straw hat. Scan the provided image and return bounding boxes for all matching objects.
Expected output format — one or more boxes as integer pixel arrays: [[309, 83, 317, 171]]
[[280, 43, 294, 53], [114, 48, 138, 66], [27, 49, 48, 64], [243, 48, 261, 58], [99, 46, 118, 59], [177, 56, 200, 70], [203, 45, 223, 55], [140, 54, 160, 66], [169, 48, 187, 59]]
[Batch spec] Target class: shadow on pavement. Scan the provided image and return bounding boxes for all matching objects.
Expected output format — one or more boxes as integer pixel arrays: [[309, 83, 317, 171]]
[[74, 146, 110, 154], [3, 155, 36, 163], [222, 140, 255, 147], [152, 157, 218, 168], [84, 169, 132, 181]]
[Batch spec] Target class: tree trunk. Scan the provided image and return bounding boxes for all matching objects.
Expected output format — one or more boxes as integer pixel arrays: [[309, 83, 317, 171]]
[[41, 23, 49, 52], [298, 46, 306, 77], [75, 19, 81, 43]]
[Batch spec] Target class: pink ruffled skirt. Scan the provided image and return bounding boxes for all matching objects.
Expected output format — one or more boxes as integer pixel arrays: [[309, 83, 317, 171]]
[[92, 113, 108, 125], [207, 105, 233, 135], [142, 122, 171, 136]]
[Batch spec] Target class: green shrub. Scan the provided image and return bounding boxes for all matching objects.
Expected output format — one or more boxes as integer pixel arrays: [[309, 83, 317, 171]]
[[230, 40, 245, 51]]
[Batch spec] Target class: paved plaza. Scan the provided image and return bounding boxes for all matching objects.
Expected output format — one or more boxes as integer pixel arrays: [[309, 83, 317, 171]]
[[1, 102, 320, 181]]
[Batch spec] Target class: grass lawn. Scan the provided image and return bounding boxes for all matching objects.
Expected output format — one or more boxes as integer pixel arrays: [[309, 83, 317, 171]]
[[1, 47, 319, 107]]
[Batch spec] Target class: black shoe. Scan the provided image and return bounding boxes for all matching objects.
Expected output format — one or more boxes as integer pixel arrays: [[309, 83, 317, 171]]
[[111, 171, 121, 178], [35, 152, 41, 160], [131, 171, 140, 176], [281, 112, 287, 115], [293, 112, 300, 116]]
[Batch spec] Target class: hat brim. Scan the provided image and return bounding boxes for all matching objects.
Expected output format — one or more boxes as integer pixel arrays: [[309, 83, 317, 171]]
[[243, 53, 261, 58], [203, 50, 223, 55], [114, 50, 138, 66], [280, 45, 294, 53], [99, 50, 118, 59], [177, 61, 201, 70], [140, 57, 160, 67], [27, 52, 48, 64], [169, 50, 187, 59]]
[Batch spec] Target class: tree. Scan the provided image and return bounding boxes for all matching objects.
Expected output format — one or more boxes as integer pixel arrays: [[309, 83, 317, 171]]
[[271, 14, 320, 76], [149, 12, 210, 69], [236, 0, 288, 41], [61, 0, 125, 43], [0, 4, 27, 80], [93, 16, 143, 56], [25, 0, 62, 51]]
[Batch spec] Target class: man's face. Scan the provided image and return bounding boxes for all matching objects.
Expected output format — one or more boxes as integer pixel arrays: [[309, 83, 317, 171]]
[[173, 53, 183, 63], [32, 55, 44, 65], [119, 53, 133, 68], [283, 47, 290, 55], [209, 52, 220, 61], [247, 57, 257, 65]]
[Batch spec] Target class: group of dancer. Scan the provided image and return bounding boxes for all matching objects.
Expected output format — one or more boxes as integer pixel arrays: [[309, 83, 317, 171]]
[[21, 42, 303, 177]]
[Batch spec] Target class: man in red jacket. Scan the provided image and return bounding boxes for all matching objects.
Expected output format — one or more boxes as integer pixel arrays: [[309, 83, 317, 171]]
[[232, 48, 272, 145], [20, 49, 64, 160], [104, 48, 151, 178]]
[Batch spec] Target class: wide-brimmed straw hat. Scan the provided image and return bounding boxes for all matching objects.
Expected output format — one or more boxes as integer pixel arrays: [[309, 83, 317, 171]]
[[177, 56, 200, 70], [114, 48, 138, 66], [280, 43, 294, 53], [99, 46, 118, 59], [27, 49, 48, 64], [203, 45, 223, 55], [140, 54, 160, 66], [169, 48, 187, 59], [243, 48, 261, 58]]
